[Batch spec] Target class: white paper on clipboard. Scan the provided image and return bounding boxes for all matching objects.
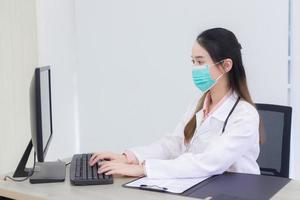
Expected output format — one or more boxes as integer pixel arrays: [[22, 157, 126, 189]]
[[124, 176, 210, 194]]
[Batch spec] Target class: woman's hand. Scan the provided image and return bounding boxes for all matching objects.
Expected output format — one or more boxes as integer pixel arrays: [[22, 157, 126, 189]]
[[98, 162, 145, 177], [89, 151, 127, 166]]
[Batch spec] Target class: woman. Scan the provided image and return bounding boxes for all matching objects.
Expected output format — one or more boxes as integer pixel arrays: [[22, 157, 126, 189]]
[[89, 28, 260, 179]]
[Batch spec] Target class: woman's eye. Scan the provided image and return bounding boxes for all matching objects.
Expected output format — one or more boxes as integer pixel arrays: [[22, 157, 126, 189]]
[[191, 59, 204, 65], [196, 60, 203, 65]]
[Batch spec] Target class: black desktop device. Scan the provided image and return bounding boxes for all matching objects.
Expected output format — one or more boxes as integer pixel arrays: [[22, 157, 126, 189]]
[[70, 153, 113, 185], [13, 66, 65, 183], [13, 66, 113, 185]]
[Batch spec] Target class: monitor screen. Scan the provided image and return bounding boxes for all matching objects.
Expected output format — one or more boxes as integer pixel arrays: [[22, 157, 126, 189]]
[[35, 66, 53, 162]]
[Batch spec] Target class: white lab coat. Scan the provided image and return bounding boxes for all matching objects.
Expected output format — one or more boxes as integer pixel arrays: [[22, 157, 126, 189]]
[[129, 92, 260, 179]]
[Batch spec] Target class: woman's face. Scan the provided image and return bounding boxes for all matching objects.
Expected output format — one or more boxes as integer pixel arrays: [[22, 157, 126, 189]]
[[191, 42, 225, 80]]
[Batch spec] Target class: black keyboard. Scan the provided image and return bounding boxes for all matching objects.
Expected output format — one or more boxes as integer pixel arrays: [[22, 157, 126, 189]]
[[70, 153, 113, 185]]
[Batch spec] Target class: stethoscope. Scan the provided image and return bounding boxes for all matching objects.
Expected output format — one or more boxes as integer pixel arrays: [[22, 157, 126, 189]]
[[221, 96, 241, 133], [185, 96, 241, 152]]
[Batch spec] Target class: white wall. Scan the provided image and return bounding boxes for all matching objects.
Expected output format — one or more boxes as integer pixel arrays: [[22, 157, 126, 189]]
[[0, 0, 38, 174], [36, 0, 80, 161], [74, 0, 289, 157], [291, 0, 300, 180]]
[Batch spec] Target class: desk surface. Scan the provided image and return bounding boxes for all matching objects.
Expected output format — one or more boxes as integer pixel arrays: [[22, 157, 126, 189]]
[[1, 166, 300, 200], [0, 165, 197, 200]]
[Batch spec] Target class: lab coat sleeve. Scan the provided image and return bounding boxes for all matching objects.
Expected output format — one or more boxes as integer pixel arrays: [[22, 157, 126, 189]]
[[128, 134, 183, 164], [144, 104, 260, 179], [127, 94, 201, 164]]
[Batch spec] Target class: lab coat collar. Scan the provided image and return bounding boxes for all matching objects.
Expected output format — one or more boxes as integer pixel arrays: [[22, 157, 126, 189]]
[[210, 92, 239, 122]]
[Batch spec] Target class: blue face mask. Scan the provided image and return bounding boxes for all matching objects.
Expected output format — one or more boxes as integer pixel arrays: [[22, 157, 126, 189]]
[[192, 62, 224, 92]]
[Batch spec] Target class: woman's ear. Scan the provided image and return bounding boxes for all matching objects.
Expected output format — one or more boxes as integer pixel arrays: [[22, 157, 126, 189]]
[[222, 59, 233, 72]]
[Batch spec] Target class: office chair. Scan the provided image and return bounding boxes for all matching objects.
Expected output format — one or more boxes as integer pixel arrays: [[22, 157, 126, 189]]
[[255, 104, 292, 178]]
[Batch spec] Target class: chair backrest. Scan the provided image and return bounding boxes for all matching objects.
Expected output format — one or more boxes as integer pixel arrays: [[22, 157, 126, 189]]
[[255, 104, 292, 178]]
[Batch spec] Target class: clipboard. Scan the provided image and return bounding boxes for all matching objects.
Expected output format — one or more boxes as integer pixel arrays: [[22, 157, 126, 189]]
[[122, 176, 212, 194], [123, 172, 290, 199]]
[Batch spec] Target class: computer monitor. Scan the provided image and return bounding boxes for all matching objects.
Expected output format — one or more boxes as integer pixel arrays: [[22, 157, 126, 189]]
[[33, 66, 53, 162], [13, 66, 53, 177]]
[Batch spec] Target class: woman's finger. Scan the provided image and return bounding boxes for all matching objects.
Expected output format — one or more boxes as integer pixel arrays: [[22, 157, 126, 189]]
[[98, 164, 112, 173], [105, 169, 121, 175], [99, 163, 124, 174], [90, 154, 104, 166], [89, 153, 100, 165], [98, 163, 119, 174], [99, 162, 121, 170], [90, 153, 112, 166]]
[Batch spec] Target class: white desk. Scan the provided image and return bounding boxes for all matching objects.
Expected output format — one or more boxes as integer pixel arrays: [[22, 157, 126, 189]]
[[0, 165, 197, 200], [1, 166, 300, 200], [271, 180, 300, 200]]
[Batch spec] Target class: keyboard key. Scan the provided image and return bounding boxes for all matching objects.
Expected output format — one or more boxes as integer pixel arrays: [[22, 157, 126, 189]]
[[87, 154, 93, 179], [75, 158, 80, 177], [82, 155, 87, 179], [92, 164, 98, 179]]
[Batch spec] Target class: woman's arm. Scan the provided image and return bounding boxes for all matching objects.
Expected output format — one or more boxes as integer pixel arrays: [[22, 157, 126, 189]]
[[144, 104, 259, 179], [127, 134, 183, 164]]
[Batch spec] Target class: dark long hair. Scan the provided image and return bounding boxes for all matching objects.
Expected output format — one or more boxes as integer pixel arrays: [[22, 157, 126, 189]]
[[184, 28, 263, 143]]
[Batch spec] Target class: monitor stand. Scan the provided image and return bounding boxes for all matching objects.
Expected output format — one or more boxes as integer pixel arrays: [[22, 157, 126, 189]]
[[29, 161, 66, 184], [13, 140, 33, 177], [13, 139, 66, 183]]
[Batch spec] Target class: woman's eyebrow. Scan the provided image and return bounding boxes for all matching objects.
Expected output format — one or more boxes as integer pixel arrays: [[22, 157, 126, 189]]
[[191, 55, 205, 59]]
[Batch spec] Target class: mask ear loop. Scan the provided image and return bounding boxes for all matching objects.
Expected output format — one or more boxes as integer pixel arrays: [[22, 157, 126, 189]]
[[215, 72, 225, 81], [214, 60, 227, 81], [201, 68, 225, 93]]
